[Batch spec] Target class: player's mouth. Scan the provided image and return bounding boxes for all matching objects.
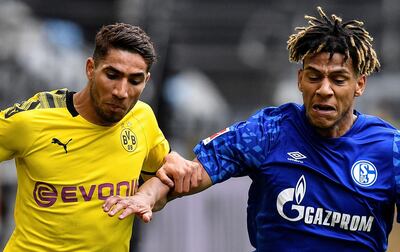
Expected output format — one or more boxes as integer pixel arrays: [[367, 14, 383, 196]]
[[107, 103, 126, 113], [312, 104, 336, 115]]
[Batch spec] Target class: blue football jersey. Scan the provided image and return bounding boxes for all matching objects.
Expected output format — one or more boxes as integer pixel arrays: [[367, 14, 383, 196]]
[[194, 103, 400, 252]]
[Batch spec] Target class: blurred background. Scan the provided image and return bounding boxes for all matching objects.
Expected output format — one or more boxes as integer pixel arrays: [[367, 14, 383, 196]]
[[0, 0, 399, 251]]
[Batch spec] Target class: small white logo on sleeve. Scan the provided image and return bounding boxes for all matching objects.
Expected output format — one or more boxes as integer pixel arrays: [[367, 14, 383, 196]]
[[202, 128, 230, 145], [351, 160, 378, 187]]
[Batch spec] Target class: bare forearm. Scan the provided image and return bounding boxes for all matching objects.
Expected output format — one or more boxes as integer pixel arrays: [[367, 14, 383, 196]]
[[134, 167, 212, 213], [103, 156, 215, 221], [138, 176, 171, 212]]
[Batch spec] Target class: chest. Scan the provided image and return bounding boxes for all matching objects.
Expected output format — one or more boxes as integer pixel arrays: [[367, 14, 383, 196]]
[[21, 118, 148, 183], [250, 128, 395, 217]]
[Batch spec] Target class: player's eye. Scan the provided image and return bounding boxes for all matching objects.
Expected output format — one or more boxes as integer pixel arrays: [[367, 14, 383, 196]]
[[128, 76, 145, 86], [331, 75, 348, 85], [129, 79, 140, 85], [106, 72, 118, 80], [333, 79, 345, 84], [307, 75, 321, 82]]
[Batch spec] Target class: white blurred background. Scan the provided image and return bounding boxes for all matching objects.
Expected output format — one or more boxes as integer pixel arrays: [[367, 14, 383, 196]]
[[0, 0, 399, 251]]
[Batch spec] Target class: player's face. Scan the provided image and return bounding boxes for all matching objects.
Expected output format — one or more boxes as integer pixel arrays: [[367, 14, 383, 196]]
[[298, 52, 366, 137], [86, 48, 150, 125]]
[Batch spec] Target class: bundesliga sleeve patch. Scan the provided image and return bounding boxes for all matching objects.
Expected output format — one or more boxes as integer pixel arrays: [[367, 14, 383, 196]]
[[202, 127, 230, 145]]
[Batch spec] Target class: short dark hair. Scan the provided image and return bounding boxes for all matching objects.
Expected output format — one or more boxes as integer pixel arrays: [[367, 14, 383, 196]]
[[287, 7, 380, 76], [93, 23, 156, 71]]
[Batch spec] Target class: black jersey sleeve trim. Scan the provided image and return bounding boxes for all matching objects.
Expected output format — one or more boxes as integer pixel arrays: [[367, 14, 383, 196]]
[[140, 170, 157, 175], [66, 91, 79, 117]]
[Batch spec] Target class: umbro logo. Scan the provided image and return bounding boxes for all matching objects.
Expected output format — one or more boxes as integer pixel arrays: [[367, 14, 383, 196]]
[[52, 138, 72, 153], [287, 151, 307, 163]]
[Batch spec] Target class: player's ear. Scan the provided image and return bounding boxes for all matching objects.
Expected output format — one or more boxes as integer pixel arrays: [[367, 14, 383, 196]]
[[86, 57, 95, 80], [144, 72, 151, 86], [354, 74, 366, 97], [297, 69, 304, 92]]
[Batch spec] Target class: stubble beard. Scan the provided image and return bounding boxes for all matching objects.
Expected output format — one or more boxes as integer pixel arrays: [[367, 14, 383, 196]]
[[90, 82, 126, 124]]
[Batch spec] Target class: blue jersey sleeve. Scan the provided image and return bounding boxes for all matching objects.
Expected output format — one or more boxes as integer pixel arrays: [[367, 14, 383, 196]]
[[394, 130, 400, 222], [193, 109, 281, 184]]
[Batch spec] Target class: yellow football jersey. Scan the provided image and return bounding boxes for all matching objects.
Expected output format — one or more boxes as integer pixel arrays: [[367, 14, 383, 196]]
[[0, 89, 169, 252]]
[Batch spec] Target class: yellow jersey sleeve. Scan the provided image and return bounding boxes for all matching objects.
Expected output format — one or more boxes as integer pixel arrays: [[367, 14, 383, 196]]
[[0, 94, 42, 161], [0, 109, 17, 161]]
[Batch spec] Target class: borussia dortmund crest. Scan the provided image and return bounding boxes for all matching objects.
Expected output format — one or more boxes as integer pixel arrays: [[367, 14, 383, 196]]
[[120, 128, 137, 152]]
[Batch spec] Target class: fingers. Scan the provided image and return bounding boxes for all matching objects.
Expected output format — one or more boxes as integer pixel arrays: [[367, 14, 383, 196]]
[[157, 152, 204, 194], [119, 206, 153, 222], [182, 168, 191, 193], [191, 161, 202, 188], [103, 195, 122, 212], [156, 168, 174, 188], [183, 160, 202, 192], [141, 212, 152, 223], [173, 170, 184, 193], [102, 196, 153, 222], [169, 155, 190, 193], [103, 195, 128, 217], [196, 162, 203, 185], [191, 164, 199, 188], [118, 204, 153, 222]]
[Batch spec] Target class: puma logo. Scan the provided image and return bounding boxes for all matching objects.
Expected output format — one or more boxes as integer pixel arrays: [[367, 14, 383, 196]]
[[52, 138, 72, 153]]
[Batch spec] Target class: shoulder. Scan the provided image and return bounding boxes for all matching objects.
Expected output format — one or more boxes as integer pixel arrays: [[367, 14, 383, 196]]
[[1, 89, 69, 119], [130, 100, 155, 117], [354, 113, 399, 155], [127, 100, 160, 132], [0, 89, 69, 156], [363, 114, 396, 128], [243, 103, 302, 129], [251, 103, 301, 119], [225, 103, 301, 145], [360, 113, 398, 135]]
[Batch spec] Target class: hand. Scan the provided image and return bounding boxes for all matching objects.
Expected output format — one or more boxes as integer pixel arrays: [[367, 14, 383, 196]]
[[102, 193, 153, 222], [156, 151, 203, 193]]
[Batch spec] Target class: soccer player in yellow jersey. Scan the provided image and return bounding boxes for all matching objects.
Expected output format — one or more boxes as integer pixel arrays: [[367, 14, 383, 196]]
[[0, 23, 197, 252]]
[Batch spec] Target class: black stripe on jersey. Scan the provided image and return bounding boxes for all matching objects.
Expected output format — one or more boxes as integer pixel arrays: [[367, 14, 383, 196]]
[[66, 91, 79, 117], [140, 170, 157, 175], [27, 100, 40, 110], [3, 89, 70, 118], [5, 100, 40, 118], [55, 89, 67, 95], [45, 92, 55, 108]]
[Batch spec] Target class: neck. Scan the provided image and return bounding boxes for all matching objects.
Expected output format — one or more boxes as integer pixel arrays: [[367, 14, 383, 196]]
[[314, 113, 357, 138], [73, 85, 108, 126]]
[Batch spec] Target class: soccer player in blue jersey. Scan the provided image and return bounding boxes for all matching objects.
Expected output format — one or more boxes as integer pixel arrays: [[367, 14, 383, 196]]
[[104, 7, 400, 252]]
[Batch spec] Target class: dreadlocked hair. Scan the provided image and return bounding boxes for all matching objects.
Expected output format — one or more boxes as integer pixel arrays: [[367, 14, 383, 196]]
[[287, 6, 380, 76]]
